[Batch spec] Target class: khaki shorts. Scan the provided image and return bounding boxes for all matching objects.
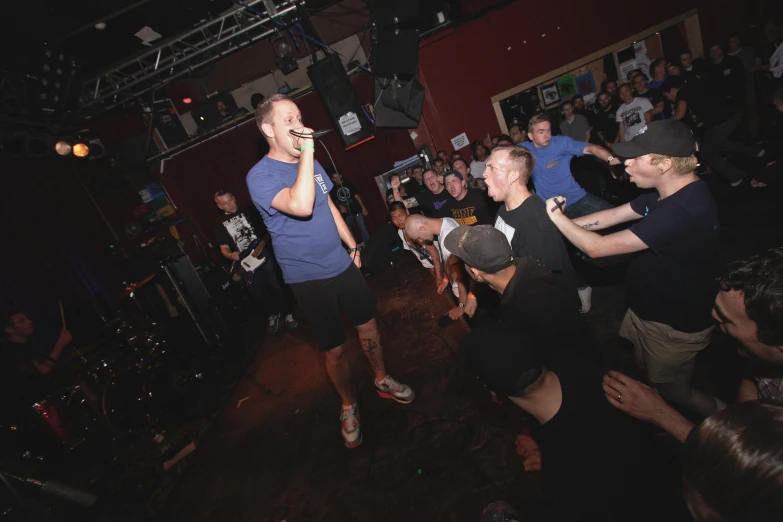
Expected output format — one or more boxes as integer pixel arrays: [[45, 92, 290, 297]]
[[618, 308, 714, 384]]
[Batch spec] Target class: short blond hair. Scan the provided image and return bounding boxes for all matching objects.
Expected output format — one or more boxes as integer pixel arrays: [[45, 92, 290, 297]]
[[491, 145, 535, 184], [649, 154, 698, 175], [527, 113, 551, 134], [255, 93, 290, 131]]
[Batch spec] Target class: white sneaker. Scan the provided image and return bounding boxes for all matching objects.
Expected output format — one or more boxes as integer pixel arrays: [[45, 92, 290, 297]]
[[340, 404, 362, 448], [577, 286, 593, 314]]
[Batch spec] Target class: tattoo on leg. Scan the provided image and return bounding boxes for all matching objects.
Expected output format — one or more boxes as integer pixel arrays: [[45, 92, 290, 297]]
[[360, 338, 383, 373], [582, 220, 599, 229]]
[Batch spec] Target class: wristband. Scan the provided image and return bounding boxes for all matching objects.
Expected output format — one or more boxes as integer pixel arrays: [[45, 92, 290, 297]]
[[606, 155, 615, 163], [299, 145, 315, 152], [442, 278, 449, 284], [467, 293, 477, 300]]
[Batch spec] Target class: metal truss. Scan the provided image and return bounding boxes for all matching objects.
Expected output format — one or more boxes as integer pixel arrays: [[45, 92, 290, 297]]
[[79, 0, 300, 113]]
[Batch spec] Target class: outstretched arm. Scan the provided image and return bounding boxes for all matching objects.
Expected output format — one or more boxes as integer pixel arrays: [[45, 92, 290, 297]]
[[545, 198, 647, 258]]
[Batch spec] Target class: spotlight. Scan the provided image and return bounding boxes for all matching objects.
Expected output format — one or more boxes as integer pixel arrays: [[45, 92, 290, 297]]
[[182, 97, 192, 104], [272, 36, 298, 75], [55, 140, 72, 156], [73, 142, 90, 157]]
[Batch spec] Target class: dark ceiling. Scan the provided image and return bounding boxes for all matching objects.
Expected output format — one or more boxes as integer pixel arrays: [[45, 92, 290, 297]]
[[2, 0, 356, 76]]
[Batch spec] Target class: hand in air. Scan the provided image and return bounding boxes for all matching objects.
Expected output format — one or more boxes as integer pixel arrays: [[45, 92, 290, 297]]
[[602, 371, 671, 424], [544, 196, 567, 219], [58, 328, 73, 345], [390, 175, 402, 191], [289, 126, 315, 151]]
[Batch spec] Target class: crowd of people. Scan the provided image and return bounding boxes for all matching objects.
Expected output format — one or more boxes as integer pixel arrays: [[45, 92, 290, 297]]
[[383, 27, 783, 522]]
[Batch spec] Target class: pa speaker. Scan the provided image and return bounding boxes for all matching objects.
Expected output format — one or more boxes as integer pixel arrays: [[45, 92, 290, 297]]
[[374, 77, 425, 128], [307, 54, 375, 150], [375, 29, 419, 80]]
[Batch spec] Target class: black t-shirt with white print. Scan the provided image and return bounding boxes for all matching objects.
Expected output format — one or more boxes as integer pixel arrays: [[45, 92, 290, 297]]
[[215, 206, 267, 255]]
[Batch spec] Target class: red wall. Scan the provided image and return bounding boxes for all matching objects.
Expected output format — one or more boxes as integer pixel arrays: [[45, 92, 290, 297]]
[[417, 0, 773, 152]]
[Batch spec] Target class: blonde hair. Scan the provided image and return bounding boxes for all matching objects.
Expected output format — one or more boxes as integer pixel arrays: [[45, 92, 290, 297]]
[[527, 113, 551, 133], [255, 93, 290, 131], [649, 154, 698, 175]]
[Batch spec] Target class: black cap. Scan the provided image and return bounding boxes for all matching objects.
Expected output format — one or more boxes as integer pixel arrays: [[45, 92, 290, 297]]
[[612, 120, 695, 159], [443, 169, 463, 180], [443, 225, 513, 273], [461, 327, 542, 398]]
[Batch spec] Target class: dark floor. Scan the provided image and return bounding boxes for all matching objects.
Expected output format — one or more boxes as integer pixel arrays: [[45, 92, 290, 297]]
[[147, 172, 783, 522]]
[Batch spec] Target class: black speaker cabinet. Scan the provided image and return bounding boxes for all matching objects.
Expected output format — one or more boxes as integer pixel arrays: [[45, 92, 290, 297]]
[[307, 54, 375, 150], [374, 77, 425, 128]]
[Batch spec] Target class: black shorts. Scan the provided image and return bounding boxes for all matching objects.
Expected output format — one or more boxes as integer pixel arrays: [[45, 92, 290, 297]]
[[289, 263, 377, 352]]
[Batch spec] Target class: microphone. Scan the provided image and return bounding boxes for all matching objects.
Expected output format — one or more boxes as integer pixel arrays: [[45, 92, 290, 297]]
[[289, 129, 334, 139]]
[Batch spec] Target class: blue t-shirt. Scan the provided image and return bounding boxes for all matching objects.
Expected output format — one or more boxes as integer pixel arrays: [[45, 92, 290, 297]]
[[247, 156, 351, 284], [521, 136, 587, 206]]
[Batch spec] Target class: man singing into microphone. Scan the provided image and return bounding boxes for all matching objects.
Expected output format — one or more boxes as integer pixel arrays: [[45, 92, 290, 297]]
[[247, 94, 415, 448]]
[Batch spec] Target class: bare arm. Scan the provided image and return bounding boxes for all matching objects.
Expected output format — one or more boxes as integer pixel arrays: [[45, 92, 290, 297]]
[[270, 136, 316, 217], [737, 377, 759, 402], [546, 198, 648, 258], [651, 101, 665, 117], [571, 202, 643, 231], [220, 245, 239, 261], [583, 144, 622, 165], [643, 110, 653, 124], [355, 194, 369, 216], [425, 243, 442, 281], [670, 100, 688, 120], [32, 329, 71, 375], [618, 122, 626, 143], [328, 197, 357, 250]]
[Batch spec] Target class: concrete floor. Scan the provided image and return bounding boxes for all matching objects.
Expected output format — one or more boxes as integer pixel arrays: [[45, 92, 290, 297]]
[[153, 172, 783, 522]]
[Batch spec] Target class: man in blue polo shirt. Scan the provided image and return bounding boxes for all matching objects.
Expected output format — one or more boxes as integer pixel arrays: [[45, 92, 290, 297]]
[[247, 94, 414, 449], [522, 113, 620, 218]]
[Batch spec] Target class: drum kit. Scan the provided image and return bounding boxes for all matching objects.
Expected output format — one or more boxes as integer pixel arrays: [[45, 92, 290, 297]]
[[7, 276, 197, 462]]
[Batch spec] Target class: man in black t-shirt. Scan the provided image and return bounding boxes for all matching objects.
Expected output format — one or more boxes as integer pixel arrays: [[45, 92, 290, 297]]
[[405, 169, 451, 217], [662, 76, 763, 185], [329, 171, 371, 245], [1, 311, 82, 423], [544, 121, 723, 418], [214, 190, 296, 333], [590, 90, 620, 148], [445, 226, 595, 362], [460, 326, 663, 521], [440, 170, 491, 226], [632, 73, 665, 120], [706, 43, 746, 109], [483, 145, 583, 310]]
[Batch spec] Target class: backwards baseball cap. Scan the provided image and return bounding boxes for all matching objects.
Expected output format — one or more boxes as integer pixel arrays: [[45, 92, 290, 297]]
[[612, 120, 695, 159], [443, 169, 463, 180], [443, 225, 513, 273]]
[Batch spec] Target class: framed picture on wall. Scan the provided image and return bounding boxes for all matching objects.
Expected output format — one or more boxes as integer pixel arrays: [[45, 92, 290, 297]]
[[576, 73, 596, 95], [541, 82, 560, 106], [556, 75, 578, 100]]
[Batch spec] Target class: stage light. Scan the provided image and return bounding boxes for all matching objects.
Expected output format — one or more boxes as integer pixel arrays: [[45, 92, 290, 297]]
[[55, 140, 72, 155], [73, 142, 90, 157], [182, 97, 192, 104]]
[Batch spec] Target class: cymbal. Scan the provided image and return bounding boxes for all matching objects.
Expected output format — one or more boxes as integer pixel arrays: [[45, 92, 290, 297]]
[[119, 274, 156, 299]]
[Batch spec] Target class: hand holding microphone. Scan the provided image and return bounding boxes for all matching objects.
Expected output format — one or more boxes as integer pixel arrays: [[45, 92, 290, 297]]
[[289, 126, 315, 152], [289, 128, 334, 151]]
